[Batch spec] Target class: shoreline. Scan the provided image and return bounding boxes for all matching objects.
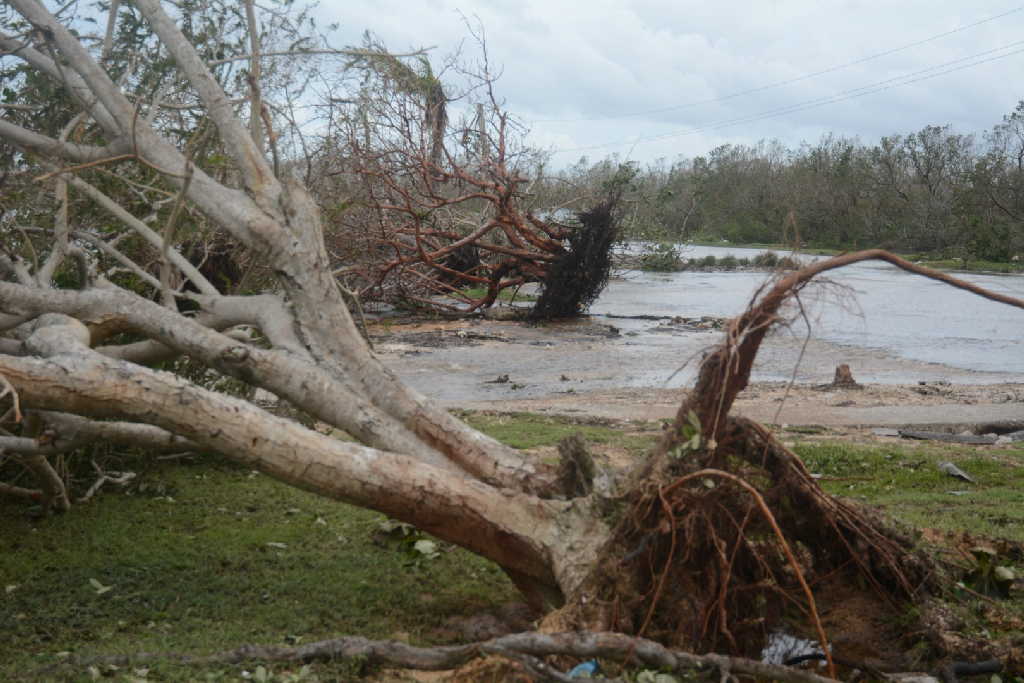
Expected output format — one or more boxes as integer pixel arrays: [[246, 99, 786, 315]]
[[445, 381, 1024, 428], [627, 241, 1024, 275], [373, 316, 1024, 427]]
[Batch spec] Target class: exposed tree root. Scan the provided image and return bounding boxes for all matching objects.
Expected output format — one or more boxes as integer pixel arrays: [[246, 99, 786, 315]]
[[560, 250, 1024, 669]]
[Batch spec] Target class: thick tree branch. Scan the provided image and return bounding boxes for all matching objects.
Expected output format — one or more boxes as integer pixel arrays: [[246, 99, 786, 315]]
[[39, 411, 196, 454], [0, 283, 464, 472], [132, 0, 277, 199], [72, 631, 839, 683], [0, 28, 122, 134], [0, 328, 579, 587], [7, 0, 136, 134], [0, 118, 128, 163]]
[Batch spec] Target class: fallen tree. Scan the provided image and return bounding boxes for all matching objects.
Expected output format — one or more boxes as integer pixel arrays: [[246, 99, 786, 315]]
[[316, 37, 611, 316], [3, 2, 1024, 679]]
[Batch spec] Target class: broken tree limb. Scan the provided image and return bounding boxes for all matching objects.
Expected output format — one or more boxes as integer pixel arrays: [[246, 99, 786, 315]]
[[61, 631, 840, 683], [899, 431, 997, 445]]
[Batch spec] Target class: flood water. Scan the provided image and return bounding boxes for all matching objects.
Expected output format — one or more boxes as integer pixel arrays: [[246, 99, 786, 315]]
[[594, 245, 1024, 381], [383, 245, 1024, 407]]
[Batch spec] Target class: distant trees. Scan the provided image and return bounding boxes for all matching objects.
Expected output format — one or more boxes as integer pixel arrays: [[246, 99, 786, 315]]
[[547, 107, 1024, 260]]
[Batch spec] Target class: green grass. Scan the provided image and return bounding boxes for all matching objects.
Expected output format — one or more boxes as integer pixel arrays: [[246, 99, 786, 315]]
[[0, 453, 517, 681], [0, 413, 659, 681], [915, 257, 1024, 274], [458, 286, 537, 303], [4, 414, 1023, 680], [459, 411, 657, 456], [794, 440, 1024, 541]]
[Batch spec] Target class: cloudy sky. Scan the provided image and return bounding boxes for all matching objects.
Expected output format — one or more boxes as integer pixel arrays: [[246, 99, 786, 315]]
[[320, 2, 1024, 167]]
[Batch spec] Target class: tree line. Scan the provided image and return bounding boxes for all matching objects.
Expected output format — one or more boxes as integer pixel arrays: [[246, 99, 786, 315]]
[[535, 106, 1024, 262]]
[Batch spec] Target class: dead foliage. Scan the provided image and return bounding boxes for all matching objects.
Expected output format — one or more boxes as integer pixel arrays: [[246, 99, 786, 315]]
[[529, 199, 619, 320]]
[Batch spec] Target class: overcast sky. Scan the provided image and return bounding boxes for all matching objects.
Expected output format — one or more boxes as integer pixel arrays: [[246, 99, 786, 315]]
[[319, 2, 1024, 167]]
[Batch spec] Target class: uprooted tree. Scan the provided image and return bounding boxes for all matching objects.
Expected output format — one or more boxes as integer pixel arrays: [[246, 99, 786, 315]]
[[3, 2, 1024, 679], [309, 32, 618, 317]]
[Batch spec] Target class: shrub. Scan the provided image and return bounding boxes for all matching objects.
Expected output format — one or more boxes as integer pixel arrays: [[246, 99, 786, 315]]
[[718, 254, 739, 269], [638, 242, 683, 272], [698, 254, 717, 268], [753, 251, 779, 268], [777, 256, 802, 270]]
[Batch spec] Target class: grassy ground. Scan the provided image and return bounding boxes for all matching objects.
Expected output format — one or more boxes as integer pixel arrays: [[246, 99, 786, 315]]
[[791, 436, 1024, 542], [0, 454, 518, 682], [2, 415, 1023, 681], [457, 287, 537, 303], [913, 257, 1024, 274]]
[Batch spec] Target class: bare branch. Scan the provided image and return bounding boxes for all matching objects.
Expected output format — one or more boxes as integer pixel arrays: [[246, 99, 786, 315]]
[[206, 46, 435, 67], [19, 453, 69, 512], [0, 117, 128, 163], [59, 172, 218, 296], [0, 372, 23, 422], [78, 459, 136, 503], [0, 481, 42, 501], [243, 0, 264, 155], [37, 112, 89, 286], [68, 631, 839, 683], [132, 0, 276, 196]]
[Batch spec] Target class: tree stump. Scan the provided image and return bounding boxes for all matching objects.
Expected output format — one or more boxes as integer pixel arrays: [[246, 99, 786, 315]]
[[832, 363, 860, 388]]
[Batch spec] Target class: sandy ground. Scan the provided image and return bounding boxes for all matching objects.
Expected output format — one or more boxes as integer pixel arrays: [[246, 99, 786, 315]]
[[372, 315, 1024, 428], [456, 382, 1024, 428]]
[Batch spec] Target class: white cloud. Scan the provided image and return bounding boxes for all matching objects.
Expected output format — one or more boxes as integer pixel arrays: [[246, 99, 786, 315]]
[[319, 1, 1024, 165]]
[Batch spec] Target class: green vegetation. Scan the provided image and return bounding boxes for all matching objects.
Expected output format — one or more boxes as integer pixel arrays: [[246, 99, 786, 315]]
[[3, 414, 1023, 680], [794, 439, 1024, 542], [915, 257, 1024, 274], [460, 411, 657, 456], [458, 286, 537, 303], [633, 248, 802, 272], [637, 242, 683, 272], [547, 103, 1024, 267], [0, 453, 517, 681]]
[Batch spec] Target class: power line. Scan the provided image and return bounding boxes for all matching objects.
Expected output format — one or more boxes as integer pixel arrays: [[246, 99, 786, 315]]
[[532, 5, 1024, 124], [551, 41, 1024, 154]]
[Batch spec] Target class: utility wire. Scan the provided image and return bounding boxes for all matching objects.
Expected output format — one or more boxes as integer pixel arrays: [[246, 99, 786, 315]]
[[533, 5, 1024, 124], [551, 41, 1024, 154]]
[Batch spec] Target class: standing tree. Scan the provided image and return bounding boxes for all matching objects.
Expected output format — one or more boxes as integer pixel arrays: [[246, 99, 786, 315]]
[[2, 1, 1022, 676]]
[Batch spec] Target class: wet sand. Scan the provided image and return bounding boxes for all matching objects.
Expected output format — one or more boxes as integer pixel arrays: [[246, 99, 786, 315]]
[[374, 314, 1024, 427]]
